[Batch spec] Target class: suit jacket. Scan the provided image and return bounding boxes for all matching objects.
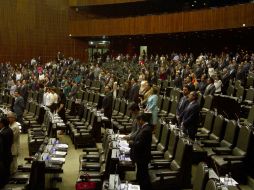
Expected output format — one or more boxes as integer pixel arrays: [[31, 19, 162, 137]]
[[174, 77, 183, 89], [20, 85, 29, 102], [180, 100, 200, 129], [198, 81, 207, 94], [102, 92, 113, 119], [129, 83, 140, 102], [13, 96, 25, 116], [204, 84, 216, 96], [221, 73, 230, 94], [176, 96, 189, 116], [0, 127, 13, 164], [10, 122, 20, 156], [130, 123, 152, 163]]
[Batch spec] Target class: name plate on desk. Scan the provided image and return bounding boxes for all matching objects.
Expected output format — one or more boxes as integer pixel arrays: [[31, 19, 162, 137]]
[[109, 174, 121, 190], [112, 149, 120, 160], [120, 184, 140, 190]]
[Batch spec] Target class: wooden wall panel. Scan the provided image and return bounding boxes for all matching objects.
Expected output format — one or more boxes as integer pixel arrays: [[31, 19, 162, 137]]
[[0, 0, 87, 63], [69, 3, 254, 37], [69, 0, 145, 7]]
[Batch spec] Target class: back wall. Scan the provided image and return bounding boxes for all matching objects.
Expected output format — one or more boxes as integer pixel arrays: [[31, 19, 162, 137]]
[[0, 0, 87, 64]]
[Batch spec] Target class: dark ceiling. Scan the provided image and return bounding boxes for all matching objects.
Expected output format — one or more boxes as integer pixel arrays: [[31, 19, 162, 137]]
[[74, 0, 252, 18]]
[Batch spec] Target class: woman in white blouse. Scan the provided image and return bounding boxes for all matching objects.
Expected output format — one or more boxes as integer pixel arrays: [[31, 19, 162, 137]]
[[214, 75, 222, 94]]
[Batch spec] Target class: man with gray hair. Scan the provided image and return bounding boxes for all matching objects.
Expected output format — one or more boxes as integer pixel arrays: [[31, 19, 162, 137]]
[[7, 111, 20, 174]]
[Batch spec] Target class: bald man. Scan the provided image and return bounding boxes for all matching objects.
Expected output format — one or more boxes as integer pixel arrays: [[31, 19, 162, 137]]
[[7, 112, 20, 174]]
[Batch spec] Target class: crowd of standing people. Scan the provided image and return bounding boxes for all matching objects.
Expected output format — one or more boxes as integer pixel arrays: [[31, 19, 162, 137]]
[[0, 50, 253, 189]]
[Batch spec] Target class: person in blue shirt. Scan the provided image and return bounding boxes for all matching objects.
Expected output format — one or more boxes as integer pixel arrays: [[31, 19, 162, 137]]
[[145, 86, 159, 128]]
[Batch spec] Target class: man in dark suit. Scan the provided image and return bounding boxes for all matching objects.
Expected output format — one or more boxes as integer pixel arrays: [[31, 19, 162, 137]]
[[20, 80, 29, 105], [176, 85, 190, 124], [124, 103, 140, 141], [173, 71, 183, 89], [129, 113, 152, 190], [0, 116, 13, 188], [203, 77, 216, 96], [179, 91, 200, 140], [129, 78, 140, 103], [102, 85, 113, 120], [13, 90, 25, 128], [221, 68, 231, 95], [185, 76, 195, 92]]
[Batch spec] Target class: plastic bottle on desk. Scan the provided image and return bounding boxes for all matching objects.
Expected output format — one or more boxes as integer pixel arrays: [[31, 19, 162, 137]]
[[224, 174, 229, 187], [124, 181, 128, 190], [117, 130, 120, 148]]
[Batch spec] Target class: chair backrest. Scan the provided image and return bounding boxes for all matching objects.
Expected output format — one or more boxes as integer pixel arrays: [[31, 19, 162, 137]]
[[232, 125, 252, 156], [245, 87, 254, 102], [113, 98, 121, 112], [204, 179, 221, 190], [209, 115, 225, 141], [119, 100, 127, 115], [157, 124, 170, 152], [161, 97, 170, 113], [66, 99, 72, 110], [93, 93, 100, 105], [153, 119, 163, 144], [157, 95, 163, 110], [226, 85, 235, 96], [220, 120, 238, 148], [85, 79, 91, 87], [236, 85, 244, 99], [162, 80, 169, 89], [164, 129, 179, 160], [246, 76, 254, 88], [201, 111, 215, 134], [86, 109, 92, 123], [197, 92, 203, 105], [174, 88, 182, 102], [83, 91, 89, 102], [117, 88, 124, 98], [202, 95, 213, 110], [170, 138, 193, 187], [170, 138, 192, 171], [169, 88, 176, 101], [247, 105, 254, 125], [169, 100, 178, 115], [193, 162, 209, 190], [235, 80, 242, 89], [88, 92, 95, 103], [28, 160, 45, 190], [30, 102, 37, 114]]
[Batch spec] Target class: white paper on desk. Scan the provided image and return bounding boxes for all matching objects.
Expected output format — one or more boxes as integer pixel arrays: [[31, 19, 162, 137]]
[[120, 156, 131, 162], [57, 123, 65, 126], [119, 134, 126, 139], [55, 151, 67, 156], [120, 184, 140, 190], [220, 177, 238, 186], [51, 157, 65, 163], [120, 147, 130, 153], [55, 144, 68, 149], [119, 140, 129, 148], [102, 116, 108, 120]]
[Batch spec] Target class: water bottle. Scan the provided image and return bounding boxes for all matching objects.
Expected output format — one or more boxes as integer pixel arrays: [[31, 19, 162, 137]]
[[228, 172, 232, 185], [224, 174, 229, 187], [169, 119, 172, 126], [117, 130, 120, 148], [194, 138, 198, 145], [122, 151, 125, 161], [124, 181, 128, 190]]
